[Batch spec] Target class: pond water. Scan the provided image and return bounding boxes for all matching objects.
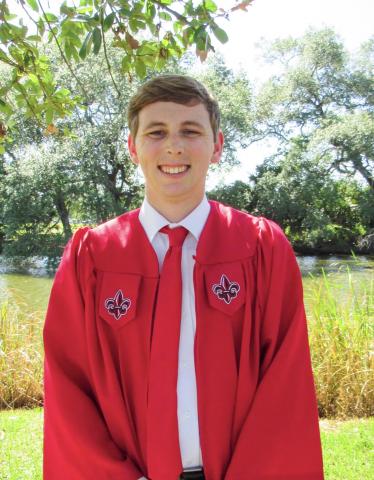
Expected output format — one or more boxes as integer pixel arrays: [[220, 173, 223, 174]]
[[0, 255, 373, 316]]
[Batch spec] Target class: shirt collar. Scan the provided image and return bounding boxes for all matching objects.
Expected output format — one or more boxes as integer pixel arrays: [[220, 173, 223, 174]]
[[139, 196, 210, 242]]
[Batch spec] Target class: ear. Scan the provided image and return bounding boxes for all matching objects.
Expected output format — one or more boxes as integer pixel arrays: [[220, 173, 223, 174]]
[[210, 130, 224, 165], [128, 133, 139, 165]]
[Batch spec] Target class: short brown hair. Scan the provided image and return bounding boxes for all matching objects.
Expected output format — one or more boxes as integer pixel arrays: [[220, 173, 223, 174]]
[[127, 75, 220, 140]]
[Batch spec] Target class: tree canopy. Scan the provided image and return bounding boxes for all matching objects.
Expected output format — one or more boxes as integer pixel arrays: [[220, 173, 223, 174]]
[[0, 43, 253, 256], [0, 0, 252, 150], [1, 25, 373, 257], [210, 29, 374, 253], [252, 28, 374, 191]]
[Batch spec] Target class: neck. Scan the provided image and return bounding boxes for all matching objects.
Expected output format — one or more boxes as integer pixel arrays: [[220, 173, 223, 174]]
[[145, 193, 205, 223]]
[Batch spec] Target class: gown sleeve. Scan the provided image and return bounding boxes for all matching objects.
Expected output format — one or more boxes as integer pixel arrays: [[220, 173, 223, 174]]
[[43, 228, 143, 480], [225, 218, 324, 480]]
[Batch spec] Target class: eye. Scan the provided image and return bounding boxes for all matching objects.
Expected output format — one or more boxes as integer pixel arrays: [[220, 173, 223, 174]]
[[182, 129, 200, 136], [147, 130, 165, 138]]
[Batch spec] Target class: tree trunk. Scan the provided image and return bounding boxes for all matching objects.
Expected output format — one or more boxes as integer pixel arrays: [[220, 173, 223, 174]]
[[54, 190, 72, 239]]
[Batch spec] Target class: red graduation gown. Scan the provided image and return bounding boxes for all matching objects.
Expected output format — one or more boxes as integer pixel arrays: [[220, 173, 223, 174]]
[[43, 200, 324, 480]]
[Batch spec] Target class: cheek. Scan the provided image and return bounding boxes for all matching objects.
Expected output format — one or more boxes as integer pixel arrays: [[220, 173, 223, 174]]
[[191, 142, 214, 162], [137, 142, 160, 161]]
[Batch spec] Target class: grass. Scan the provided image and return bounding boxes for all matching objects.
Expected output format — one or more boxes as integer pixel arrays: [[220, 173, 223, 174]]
[[319, 417, 374, 479], [0, 302, 43, 409], [0, 265, 373, 418], [0, 408, 43, 480], [305, 267, 374, 418], [0, 409, 373, 480]]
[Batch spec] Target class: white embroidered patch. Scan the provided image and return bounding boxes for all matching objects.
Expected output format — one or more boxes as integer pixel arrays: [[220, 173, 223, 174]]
[[104, 289, 131, 320], [212, 274, 240, 305]]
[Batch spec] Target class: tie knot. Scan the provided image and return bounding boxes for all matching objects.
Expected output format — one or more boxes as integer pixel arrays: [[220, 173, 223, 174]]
[[160, 226, 189, 247]]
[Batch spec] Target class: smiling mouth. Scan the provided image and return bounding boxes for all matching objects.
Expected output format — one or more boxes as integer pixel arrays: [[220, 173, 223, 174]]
[[158, 165, 190, 174]]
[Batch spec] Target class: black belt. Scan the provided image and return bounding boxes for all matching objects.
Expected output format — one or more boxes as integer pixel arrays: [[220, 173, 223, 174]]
[[179, 468, 205, 479]]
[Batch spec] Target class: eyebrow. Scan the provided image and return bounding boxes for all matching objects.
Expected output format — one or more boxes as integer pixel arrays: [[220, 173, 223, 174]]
[[143, 120, 205, 130]]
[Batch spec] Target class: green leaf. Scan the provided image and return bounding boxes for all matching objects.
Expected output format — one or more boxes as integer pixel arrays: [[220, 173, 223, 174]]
[[132, 2, 144, 15], [60, 5, 75, 16], [27, 73, 39, 85], [0, 145, 5, 154], [204, 0, 217, 12], [45, 108, 54, 125], [146, 3, 156, 20], [79, 31, 92, 60], [141, 55, 157, 67], [119, 8, 131, 17], [137, 43, 158, 55], [26, 35, 42, 42], [64, 41, 74, 61], [103, 12, 116, 32], [37, 19, 45, 36], [121, 56, 131, 73], [212, 26, 228, 44], [47, 27, 59, 43], [92, 27, 102, 55], [182, 26, 195, 46], [173, 21, 183, 34], [44, 13, 58, 22], [4, 14, 18, 21], [0, 99, 12, 116], [159, 12, 172, 21], [26, 0, 39, 13], [129, 19, 139, 33], [135, 59, 146, 78]]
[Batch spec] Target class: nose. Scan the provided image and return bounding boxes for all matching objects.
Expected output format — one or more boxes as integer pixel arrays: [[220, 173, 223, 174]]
[[166, 134, 183, 155]]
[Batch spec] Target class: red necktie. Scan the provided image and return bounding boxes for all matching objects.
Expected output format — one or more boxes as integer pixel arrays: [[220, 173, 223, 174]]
[[147, 226, 189, 480]]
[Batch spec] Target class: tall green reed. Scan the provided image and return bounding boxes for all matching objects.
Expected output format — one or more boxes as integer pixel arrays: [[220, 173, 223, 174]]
[[305, 266, 374, 418], [0, 300, 43, 409], [0, 264, 373, 417]]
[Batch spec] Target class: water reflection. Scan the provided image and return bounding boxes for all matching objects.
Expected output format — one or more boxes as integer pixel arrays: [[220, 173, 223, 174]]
[[297, 255, 374, 276], [0, 255, 58, 277], [0, 273, 52, 314], [0, 255, 373, 316], [1, 254, 374, 279]]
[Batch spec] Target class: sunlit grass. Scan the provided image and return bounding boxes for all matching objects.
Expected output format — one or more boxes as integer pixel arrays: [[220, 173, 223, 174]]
[[0, 408, 43, 480], [0, 408, 373, 480], [305, 267, 374, 418], [0, 266, 373, 418], [0, 301, 43, 409]]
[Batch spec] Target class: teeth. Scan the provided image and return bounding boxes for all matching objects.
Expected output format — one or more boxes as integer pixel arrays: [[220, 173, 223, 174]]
[[160, 165, 188, 174]]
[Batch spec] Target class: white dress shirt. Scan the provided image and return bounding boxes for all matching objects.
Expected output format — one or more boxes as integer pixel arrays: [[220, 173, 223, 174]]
[[137, 196, 210, 479]]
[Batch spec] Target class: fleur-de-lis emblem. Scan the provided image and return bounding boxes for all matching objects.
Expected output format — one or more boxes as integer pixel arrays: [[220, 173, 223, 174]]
[[212, 274, 240, 305], [105, 290, 131, 320]]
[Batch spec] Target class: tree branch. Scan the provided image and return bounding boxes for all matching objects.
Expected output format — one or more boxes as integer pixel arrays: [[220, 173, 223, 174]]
[[35, 0, 90, 102], [17, 83, 42, 127], [100, 10, 121, 98], [18, 0, 40, 31], [152, 0, 189, 24]]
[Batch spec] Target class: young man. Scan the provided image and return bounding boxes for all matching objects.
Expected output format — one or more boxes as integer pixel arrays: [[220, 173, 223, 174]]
[[43, 75, 324, 480]]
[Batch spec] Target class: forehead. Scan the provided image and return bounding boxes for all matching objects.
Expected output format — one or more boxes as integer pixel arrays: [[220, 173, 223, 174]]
[[137, 101, 211, 128]]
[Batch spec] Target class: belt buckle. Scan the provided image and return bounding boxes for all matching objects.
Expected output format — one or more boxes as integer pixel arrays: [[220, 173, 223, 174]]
[[180, 467, 204, 480]]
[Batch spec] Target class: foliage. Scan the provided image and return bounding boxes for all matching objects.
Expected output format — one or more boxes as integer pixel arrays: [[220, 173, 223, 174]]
[[3, 137, 87, 256], [212, 28, 374, 253], [208, 180, 251, 210], [0, 45, 254, 256], [252, 28, 374, 191], [198, 55, 254, 164], [0, 0, 253, 140], [0, 301, 43, 409], [305, 268, 374, 419], [247, 148, 368, 252]]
